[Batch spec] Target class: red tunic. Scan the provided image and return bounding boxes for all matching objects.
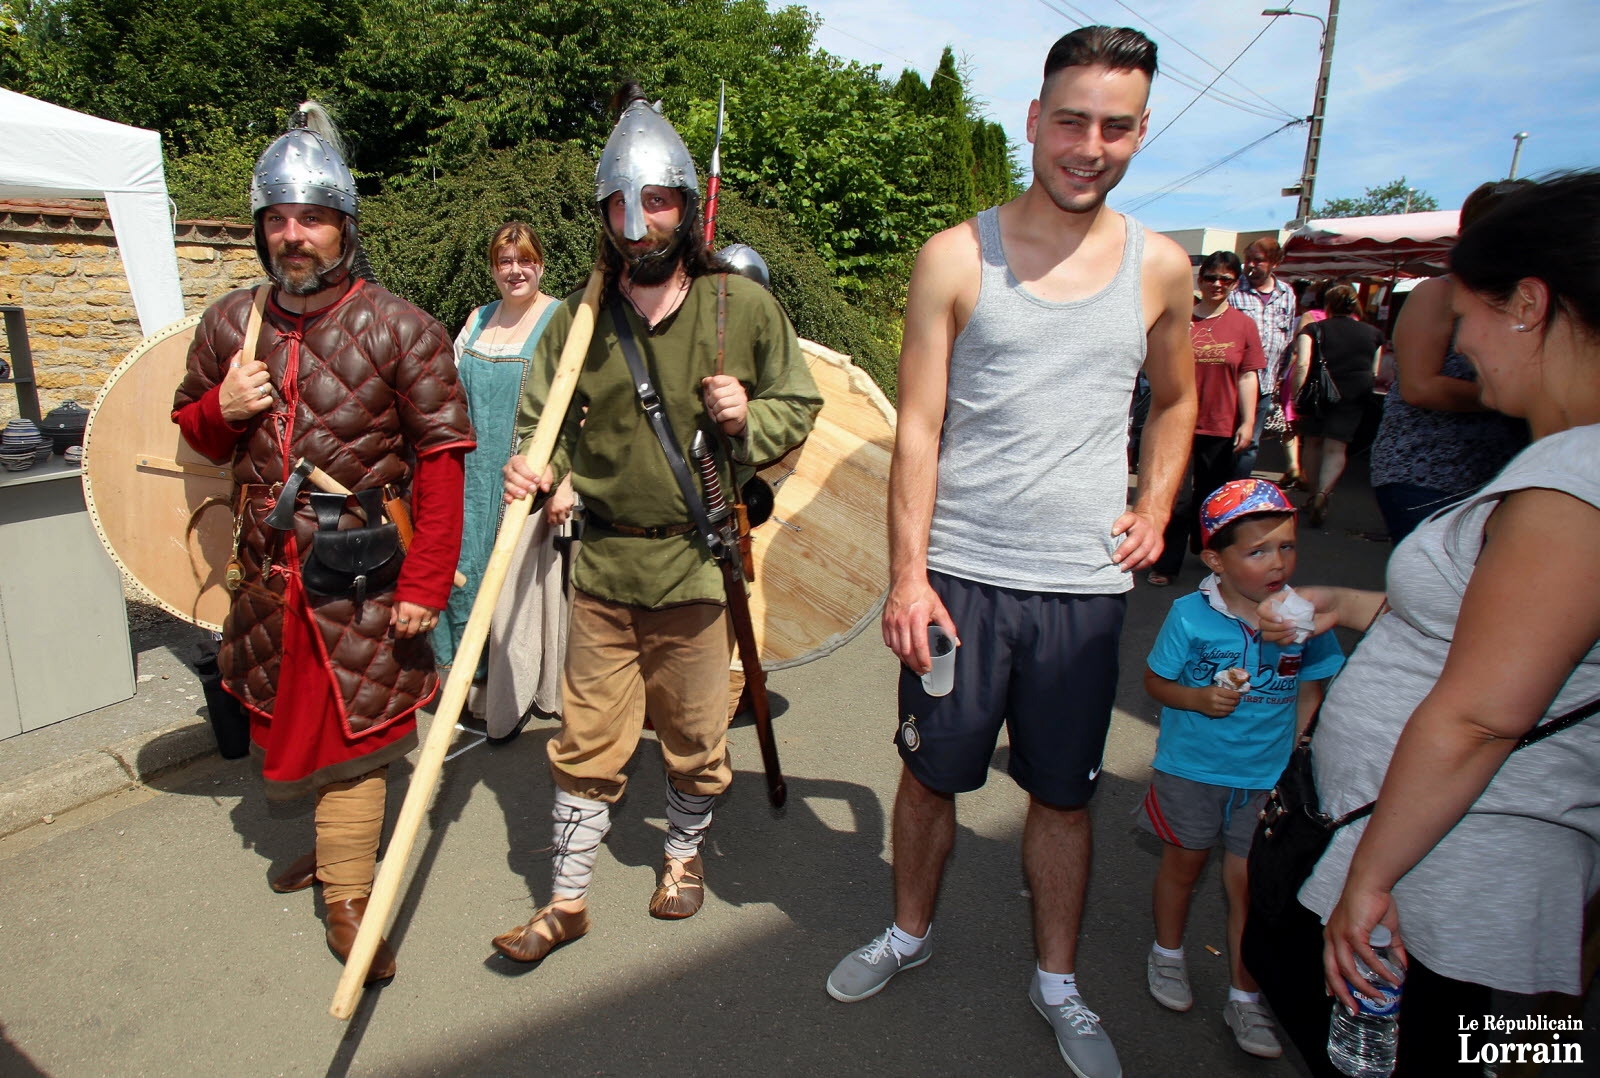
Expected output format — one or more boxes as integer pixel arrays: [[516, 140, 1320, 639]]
[[173, 281, 471, 797]]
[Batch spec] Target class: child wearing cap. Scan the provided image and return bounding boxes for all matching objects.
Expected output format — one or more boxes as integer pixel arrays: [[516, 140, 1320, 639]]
[[1135, 479, 1344, 1059]]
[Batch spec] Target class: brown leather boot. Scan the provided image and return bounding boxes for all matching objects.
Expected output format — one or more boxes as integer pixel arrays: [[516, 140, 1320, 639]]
[[491, 904, 590, 963], [325, 897, 397, 984], [269, 852, 317, 894], [648, 854, 705, 920]]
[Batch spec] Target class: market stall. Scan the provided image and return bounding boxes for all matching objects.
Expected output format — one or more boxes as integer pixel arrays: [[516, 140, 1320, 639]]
[[0, 90, 174, 736], [1278, 209, 1459, 280], [0, 88, 185, 334]]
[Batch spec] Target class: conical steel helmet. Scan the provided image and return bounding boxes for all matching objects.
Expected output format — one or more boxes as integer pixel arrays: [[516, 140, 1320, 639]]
[[250, 125, 358, 219], [595, 97, 698, 242]]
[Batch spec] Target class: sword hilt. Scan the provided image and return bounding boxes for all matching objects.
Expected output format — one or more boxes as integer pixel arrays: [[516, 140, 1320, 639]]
[[688, 430, 731, 522]]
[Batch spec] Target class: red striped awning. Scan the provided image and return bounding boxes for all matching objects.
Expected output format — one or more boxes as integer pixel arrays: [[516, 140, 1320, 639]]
[[1281, 210, 1459, 278]]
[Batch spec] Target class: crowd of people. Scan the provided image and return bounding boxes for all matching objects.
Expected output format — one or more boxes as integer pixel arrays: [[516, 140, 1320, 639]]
[[161, 20, 1598, 1078]]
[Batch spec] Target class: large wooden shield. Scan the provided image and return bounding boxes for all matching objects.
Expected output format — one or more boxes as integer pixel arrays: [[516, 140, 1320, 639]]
[[746, 339, 894, 669], [82, 315, 235, 631]]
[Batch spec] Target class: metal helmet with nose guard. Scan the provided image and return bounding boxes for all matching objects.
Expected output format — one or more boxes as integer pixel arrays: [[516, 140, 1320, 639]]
[[594, 87, 699, 267]]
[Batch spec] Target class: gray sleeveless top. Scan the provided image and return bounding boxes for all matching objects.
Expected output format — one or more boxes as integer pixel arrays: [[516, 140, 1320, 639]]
[[1299, 423, 1600, 995], [927, 207, 1147, 593]]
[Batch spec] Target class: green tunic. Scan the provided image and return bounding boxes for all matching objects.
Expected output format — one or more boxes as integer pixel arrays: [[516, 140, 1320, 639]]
[[516, 273, 822, 609]]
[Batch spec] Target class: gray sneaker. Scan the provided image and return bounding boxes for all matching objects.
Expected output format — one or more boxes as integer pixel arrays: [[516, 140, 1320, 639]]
[[1224, 999, 1285, 1059], [1146, 947, 1193, 1012], [1029, 982, 1123, 1078], [825, 928, 931, 1002]]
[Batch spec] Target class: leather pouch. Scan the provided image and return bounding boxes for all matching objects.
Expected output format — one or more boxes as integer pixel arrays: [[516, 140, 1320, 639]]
[[301, 489, 403, 603]]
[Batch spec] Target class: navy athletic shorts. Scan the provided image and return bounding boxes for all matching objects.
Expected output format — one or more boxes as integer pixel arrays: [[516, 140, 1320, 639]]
[[896, 570, 1127, 808]]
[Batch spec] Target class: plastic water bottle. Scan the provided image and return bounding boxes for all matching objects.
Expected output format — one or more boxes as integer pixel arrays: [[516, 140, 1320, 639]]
[[1328, 925, 1403, 1077]]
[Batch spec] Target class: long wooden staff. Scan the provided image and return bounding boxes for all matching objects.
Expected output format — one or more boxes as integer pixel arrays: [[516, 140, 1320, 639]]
[[330, 267, 603, 1018]]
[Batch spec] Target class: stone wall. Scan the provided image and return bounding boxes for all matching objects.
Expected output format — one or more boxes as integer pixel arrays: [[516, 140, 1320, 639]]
[[0, 198, 257, 422]]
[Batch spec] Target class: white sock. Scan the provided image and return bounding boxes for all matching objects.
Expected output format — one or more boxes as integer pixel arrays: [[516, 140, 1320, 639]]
[[1152, 942, 1185, 960], [1228, 987, 1260, 1004], [550, 789, 611, 900], [663, 784, 716, 861], [1035, 967, 1079, 1006], [889, 922, 929, 958]]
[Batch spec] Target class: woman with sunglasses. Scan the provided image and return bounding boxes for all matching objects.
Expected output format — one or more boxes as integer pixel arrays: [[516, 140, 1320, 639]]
[[433, 221, 574, 740], [1147, 250, 1266, 587]]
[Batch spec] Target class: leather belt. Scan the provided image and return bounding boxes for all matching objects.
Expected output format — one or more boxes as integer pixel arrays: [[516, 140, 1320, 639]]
[[586, 513, 695, 540]]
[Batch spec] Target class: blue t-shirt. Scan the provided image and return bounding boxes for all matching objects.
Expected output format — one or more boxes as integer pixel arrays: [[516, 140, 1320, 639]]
[[1147, 582, 1345, 788]]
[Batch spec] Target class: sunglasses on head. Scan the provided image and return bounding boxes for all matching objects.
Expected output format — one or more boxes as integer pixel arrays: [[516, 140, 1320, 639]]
[[1200, 273, 1238, 284]]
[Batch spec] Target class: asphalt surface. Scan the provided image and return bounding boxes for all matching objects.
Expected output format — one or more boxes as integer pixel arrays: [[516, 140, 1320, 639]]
[[1, 461, 1590, 1077]]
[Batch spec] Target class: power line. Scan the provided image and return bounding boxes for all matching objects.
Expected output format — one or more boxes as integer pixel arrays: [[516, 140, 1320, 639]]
[[1136, 15, 1285, 153], [1106, 0, 1300, 120], [1122, 117, 1303, 213], [814, 19, 963, 86], [1158, 65, 1291, 122], [1033, 0, 1294, 124]]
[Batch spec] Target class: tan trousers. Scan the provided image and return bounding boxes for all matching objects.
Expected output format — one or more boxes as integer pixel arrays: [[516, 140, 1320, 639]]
[[315, 767, 387, 903], [548, 591, 733, 803]]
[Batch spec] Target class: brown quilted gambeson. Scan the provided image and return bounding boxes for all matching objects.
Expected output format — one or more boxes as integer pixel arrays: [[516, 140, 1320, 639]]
[[174, 280, 474, 734]]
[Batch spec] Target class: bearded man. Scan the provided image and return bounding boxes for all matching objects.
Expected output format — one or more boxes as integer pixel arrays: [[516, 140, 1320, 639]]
[[494, 82, 821, 961], [171, 102, 473, 984]]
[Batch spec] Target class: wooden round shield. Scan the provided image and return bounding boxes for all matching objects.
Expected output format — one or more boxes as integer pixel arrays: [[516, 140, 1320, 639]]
[[746, 339, 894, 669], [82, 315, 235, 632]]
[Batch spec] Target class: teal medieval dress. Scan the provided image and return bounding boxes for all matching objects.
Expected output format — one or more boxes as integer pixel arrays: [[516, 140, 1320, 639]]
[[432, 299, 571, 735]]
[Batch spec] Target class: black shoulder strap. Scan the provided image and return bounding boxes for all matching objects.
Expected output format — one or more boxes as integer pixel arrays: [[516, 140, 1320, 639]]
[[610, 300, 727, 562]]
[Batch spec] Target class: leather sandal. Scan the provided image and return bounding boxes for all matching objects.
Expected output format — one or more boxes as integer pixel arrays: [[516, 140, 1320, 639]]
[[1307, 492, 1330, 528], [269, 852, 317, 894], [324, 896, 397, 984], [648, 854, 705, 920], [492, 903, 590, 962]]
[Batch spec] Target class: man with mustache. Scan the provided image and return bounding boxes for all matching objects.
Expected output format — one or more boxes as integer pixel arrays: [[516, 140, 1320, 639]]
[[495, 82, 821, 961], [171, 102, 473, 985], [825, 27, 1197, 1078]]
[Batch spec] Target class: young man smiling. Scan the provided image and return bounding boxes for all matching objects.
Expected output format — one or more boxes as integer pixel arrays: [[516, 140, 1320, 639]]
[[825, 26, 1196, 1078]]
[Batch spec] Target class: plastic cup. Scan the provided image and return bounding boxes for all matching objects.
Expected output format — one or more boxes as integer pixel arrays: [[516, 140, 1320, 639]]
[[921, 625, 956, 697]]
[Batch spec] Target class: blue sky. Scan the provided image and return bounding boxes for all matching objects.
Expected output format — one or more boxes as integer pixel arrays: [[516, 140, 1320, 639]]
[[782, 0, 1600, 232]]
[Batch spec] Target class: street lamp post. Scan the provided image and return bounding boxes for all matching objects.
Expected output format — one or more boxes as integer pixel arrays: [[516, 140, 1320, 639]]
[[1264, 2, 1340, 226], [1509, 132, 1530, 179]]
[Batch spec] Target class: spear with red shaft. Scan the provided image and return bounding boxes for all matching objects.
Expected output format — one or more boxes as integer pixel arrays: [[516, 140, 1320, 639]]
[[703, 80, 725, 246]]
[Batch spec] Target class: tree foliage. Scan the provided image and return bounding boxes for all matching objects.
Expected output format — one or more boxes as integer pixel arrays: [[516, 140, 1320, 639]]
[[1315, 176, 1439, 218], [4, 0, 1021, 392]]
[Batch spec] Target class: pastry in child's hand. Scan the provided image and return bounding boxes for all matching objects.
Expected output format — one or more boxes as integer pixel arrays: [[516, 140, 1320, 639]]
[[1213, 667, 1251, 692]]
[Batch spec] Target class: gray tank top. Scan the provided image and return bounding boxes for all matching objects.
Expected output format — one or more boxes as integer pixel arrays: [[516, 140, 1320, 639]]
[[927, 207, 1147, 593]]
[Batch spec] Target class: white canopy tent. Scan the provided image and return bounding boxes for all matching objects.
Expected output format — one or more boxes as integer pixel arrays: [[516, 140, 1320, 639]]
[[0, 89, 185, 335]]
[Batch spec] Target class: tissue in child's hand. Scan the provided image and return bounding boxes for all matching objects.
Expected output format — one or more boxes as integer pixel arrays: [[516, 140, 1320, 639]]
[[1269, 587, 1316, 644]]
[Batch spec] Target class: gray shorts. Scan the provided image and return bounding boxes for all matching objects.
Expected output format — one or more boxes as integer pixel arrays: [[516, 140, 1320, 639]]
[[1133, 770, 1268, 858]]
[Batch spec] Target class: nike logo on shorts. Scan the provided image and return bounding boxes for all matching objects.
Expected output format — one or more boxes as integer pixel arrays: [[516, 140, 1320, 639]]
[[1087, 765, 1102, 782]]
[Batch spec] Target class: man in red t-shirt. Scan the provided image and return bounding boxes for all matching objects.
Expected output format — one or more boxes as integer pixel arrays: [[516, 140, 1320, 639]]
[[1148, 250, 1264, 585]]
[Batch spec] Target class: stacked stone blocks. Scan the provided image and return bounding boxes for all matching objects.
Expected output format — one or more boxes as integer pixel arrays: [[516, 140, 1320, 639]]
[[0, 199, 257, 421]]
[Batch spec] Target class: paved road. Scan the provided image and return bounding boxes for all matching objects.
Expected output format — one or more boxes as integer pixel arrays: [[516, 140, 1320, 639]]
[[0, 475, 1420, 1078]]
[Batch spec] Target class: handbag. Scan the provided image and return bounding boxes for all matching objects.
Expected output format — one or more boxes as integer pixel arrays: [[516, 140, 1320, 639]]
[[299, 489, 404, 604], [1248, 690, 1600, 921], [1263, 398, 1289, 437], [1294, 322, 1342, 417]]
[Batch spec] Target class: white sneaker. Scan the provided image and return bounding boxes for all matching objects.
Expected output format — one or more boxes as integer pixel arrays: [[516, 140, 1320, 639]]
[[1147, 947, 1193, 1012], [1029, 982, 1123, 1078], [825, 928, 931, 1002], [1224, 998, 1285, 1059]]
